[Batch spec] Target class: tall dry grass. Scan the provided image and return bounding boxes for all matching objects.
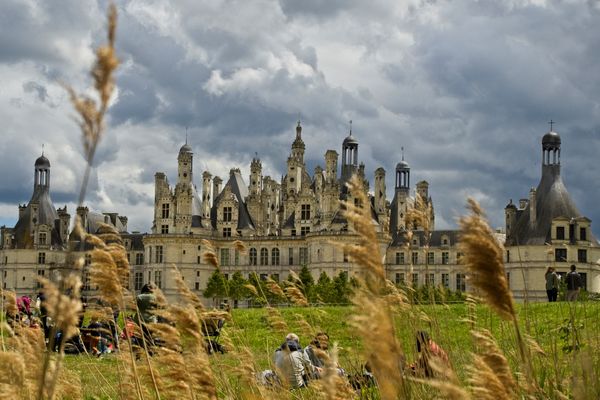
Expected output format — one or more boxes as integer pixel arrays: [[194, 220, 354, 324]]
[[2, 4, 600, 400]]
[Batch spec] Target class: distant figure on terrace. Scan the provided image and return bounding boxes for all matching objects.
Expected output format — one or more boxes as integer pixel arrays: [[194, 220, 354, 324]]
[[545, 267, 559, 302], [566, 265, 582, 302]]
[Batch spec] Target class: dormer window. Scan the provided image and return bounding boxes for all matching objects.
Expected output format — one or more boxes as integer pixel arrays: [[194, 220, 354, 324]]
[[556, 226, 565, 240], [223, 207, 232, 222], [580, 227, 587, 241], [301, 204, 311, 220], [39, 232, 47, 245]]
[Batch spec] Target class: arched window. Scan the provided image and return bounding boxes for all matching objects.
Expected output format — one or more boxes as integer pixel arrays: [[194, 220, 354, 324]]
[[260, 248, 269, 266], [249, 248, 257, 266], [271, 248, 280, 265]]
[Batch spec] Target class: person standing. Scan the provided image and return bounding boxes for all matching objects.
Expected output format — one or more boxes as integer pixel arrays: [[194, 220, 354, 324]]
[[565, 265, 582, 302], [545, 267, 559, 302]]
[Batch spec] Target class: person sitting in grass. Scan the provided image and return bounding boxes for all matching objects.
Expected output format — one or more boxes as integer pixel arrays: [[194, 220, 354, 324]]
[[409, 331, 448, 378], [274, 333, 315, 389]]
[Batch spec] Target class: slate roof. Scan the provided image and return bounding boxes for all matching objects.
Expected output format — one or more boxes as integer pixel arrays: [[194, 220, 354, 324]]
[[391, 229, 459, 247], [12, 185, 61, 249], [211, 169, 255, 231], [507, 165, 598, 246]]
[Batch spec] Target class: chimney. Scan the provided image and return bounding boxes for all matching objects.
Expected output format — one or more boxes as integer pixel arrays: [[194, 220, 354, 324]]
[[213, 176, 223, 199], [529, 188, 536, 226]]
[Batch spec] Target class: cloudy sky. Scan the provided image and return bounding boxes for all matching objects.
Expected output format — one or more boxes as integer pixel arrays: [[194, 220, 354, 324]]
[[1, 0, 599, 235]]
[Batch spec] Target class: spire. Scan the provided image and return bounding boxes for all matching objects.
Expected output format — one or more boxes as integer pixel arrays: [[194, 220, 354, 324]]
[[401, 146, 404, 161], [296, 120, 302, 139]]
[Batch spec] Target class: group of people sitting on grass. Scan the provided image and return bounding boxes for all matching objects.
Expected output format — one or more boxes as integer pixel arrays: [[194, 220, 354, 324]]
[[265, 330, 448, 390], [4, 283, 160, 356]]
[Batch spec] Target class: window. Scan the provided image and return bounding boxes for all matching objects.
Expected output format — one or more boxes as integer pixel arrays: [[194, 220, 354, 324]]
[[456, 274, 466, 292], [506, 250, 510, 263], [291, 229, 296, 237], [220, 248, 230, 266], [135, 253, 144, 265], [260, 273, 268, 281], [442, 238, 448, 245], [411, 273, 419, 286], [223, 227, 231, 237], [134, 272, 143, 290], [441, 273, 449, 288], [260, 248, 269, 265], [578, 249, 587, 263], [39, 232, 47, 245], [37, 269, 45, 288], [426, 273, 435, 286], [556, 226, 565, 240], [299, 247, 309, 265], [411, 252, 418, 265], [442, 252, 449, 265], [395, 273, 405, 285], [156, 246, 163, 263], [506, 272, 510, 289], [234, 250, 240, 266], [300, 226, 310, 236], [162, 203, 170, 218], [555, 248, 567, 262], [249, 248, 257, 266], [343, 251, 349, 263], [288, 248, 294, 265], [427, 252, 434, 265], [579, 272, 587, 291], [83, 271, 91, 291], [154, 271, 162, 288], [223, 207, 232, 222], [271, 248, 280, 265], [197, 256, 201, 264], [301, 204, 311, 220], [580, 227, 587, 241], [195, 282, 200, 290], [85, 253, 92, 266], [161, 225, 169, 234], [395, 252, 405, 265], [38, 252, 45, 264]]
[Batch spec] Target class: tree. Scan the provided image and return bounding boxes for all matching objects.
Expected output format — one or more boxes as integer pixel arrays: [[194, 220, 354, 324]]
[[298, 265, 315, 301], [228, 271, 248, 308], [203, 271, 228, 307], [333, 271, 352, 304], [315, 272, 335, 303]]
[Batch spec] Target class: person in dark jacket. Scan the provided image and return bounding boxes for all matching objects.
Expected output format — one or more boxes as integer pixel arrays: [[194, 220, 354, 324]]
[[545, 267, 559, 302], [566, 265, 582, 301]]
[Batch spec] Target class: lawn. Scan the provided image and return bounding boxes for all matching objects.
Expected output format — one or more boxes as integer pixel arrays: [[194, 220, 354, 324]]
[[60, 300, 600, 399]]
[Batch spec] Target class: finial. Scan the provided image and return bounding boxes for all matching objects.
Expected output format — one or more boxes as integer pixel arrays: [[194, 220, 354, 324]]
[[401, 146, 404, 161], [349, 119, 352, 134], [185, 126, 188, 144], [549, 120, 555, 131], [41, 143, 45, 156]]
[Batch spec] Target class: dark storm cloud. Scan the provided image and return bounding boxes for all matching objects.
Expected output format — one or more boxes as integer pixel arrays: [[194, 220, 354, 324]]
[[1, 0, 599, 234]]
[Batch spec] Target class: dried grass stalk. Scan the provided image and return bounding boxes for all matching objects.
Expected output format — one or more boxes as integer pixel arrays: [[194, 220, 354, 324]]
[[342, 175, 406, 399], [458, 198, 514, 321]]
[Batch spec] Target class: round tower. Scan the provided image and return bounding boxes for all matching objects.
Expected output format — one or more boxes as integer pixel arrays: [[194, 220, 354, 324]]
[[177, 142, 193, 185], [341, 123, 358, 183], [395, 160, 410, 193], [34, 154, 51, 189], [250, 157, 262, 197]]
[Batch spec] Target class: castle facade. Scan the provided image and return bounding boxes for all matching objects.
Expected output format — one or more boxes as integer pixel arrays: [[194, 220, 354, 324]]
[[1, 124, 598, 303]]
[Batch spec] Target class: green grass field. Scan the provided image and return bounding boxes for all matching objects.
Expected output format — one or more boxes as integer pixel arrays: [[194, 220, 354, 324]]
[[60, 301, 600, 399]]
